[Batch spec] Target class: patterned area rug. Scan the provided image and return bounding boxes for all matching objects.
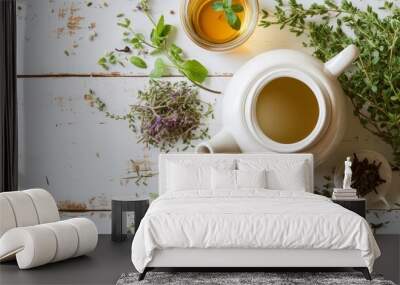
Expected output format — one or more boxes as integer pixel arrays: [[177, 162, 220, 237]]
[[116, 272, 396, 285]]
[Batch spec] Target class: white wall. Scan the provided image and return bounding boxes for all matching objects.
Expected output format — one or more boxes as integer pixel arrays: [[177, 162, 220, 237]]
[[16, 0, 399, 233]]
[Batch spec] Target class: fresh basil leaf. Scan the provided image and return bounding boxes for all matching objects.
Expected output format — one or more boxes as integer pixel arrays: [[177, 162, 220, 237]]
[[150, 29, 163, 46], [98, 57, 106, 65], [156, 15, 165, 36], [150, 58, 167, 78], [150, 29, 157, 46], [132, 33, 146, 49], [169, 44, 184, 63], [170, 43, 182, 54], [213, 0, 242, 30], [231, 3, 244, 12], [151, 17, 163, 46], [108, 53, 117, 64], [129, 37, 144, 49], [160, 24, 172, 37], [150, 48, 163, 55], [130, 56, 147, 69], [135, 33, 145, 41], [212, 1, 224, 11], [98, 57, 109, 70], [180, 60, 208, 83], [130, 38, 139, 44], [98, 2, 220, 94], [223, 0, 232, 7], [225, 9, 241, 30], [151, 16, 171, 46]]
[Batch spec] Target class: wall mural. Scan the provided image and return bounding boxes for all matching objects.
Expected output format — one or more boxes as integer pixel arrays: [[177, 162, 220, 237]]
[[16, 0, 399, 234]]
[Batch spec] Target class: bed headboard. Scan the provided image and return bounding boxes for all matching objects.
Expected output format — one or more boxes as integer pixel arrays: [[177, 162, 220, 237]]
[[158, 153, 314, 195]]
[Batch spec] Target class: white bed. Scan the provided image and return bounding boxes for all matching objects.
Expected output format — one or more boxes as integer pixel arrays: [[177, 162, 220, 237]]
[[131, 154, 380, 280]]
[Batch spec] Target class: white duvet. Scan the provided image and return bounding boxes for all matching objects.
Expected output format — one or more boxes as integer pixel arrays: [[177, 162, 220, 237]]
[[131, 190, 380, 272]]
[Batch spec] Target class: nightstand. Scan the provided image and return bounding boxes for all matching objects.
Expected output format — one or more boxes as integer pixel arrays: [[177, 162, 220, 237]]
[[332, 198, 366, 218], [111, 197, 149, 242]]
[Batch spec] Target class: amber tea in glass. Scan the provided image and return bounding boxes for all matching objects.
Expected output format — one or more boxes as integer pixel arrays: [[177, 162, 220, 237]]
[[180, 0, 258, 51]]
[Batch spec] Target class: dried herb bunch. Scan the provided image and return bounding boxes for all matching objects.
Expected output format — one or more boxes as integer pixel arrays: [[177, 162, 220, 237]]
[[85, 80, 214, 151], [260, 0, 400, 167], [351, 153, 386, 197]]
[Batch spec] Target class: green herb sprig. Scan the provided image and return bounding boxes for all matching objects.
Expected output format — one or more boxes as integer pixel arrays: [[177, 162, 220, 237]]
[[84, 80, 214, 151], [98, 0, 221, 94], [314, 175, 334, 198], [212, 0, 244, 30], [98, 51, 125, 70], [260, 0, 400, 168]]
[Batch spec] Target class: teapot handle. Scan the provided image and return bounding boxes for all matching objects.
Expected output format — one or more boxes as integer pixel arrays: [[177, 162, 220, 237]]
[[324, 45, 359, 77]]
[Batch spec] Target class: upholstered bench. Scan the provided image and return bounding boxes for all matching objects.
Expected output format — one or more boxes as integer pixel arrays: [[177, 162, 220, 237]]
[[0, 189, 98, 269]]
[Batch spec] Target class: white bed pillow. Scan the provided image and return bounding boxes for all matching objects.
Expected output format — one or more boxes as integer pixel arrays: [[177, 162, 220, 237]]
[[237, 159, 308, 191], [167, 159, 235, 192], [211, 168, 267, 190], [211, 168, 236, 190], [168, 162, 210, 191], [236, 169, 267, 189], [266, 162, 307, 191]]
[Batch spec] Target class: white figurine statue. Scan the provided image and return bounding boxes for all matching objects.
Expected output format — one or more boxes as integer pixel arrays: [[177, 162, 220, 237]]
[[343, 157, 353, 189]]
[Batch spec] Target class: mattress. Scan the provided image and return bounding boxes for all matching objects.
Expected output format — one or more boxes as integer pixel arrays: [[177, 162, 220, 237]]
[[131, 190, 380, 273]]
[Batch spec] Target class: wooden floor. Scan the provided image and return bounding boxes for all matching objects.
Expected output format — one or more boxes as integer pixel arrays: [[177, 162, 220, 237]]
[[0, 235, 399, 285], [0, 235, 133, 285]]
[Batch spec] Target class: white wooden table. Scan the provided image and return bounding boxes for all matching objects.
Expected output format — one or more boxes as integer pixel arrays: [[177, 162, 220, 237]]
[[16, 0, 400, 233]]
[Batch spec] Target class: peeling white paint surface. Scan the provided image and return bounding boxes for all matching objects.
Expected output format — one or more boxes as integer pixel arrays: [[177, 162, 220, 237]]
[[16, 0, 308, 75], [60, 211, 112, 234], [18, 77, 224, 211], [17, 0, 400, 233]]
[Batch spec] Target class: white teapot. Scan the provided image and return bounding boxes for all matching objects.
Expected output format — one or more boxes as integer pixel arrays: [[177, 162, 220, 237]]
[[196, 45, 359, 165]]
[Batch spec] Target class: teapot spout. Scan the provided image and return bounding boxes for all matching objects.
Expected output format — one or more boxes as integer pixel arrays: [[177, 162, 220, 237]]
[[195, 130, 241, 154], [324, 44, 359, 77]]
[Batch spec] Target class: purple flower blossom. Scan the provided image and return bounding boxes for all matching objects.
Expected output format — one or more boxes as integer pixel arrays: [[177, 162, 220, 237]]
[[148, 116, 163, 136]]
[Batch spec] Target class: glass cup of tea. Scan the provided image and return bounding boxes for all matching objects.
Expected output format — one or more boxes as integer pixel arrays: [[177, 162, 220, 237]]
[[180, 0, 259, 51]]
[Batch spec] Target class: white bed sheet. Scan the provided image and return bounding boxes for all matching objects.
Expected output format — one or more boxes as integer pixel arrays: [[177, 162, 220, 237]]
[[131, 190, 380, 273]]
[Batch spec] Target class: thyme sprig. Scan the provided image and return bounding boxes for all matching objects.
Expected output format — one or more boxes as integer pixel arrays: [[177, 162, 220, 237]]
[[260, 0, 400, 168], [98, 0, 221, 94], [84, 80, 214, 152]]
